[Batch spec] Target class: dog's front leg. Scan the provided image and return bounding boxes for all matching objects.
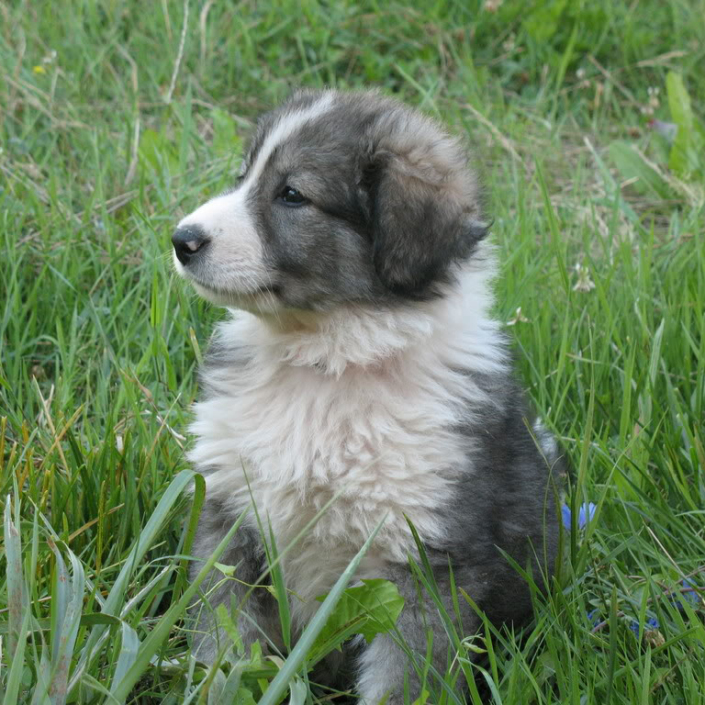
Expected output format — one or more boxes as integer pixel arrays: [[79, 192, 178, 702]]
[[355, 563, 481, 705], [189, 505, 282, 664]]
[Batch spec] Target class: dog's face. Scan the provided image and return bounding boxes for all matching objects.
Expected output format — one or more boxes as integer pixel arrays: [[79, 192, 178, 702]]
[[173, 90, 487, 313]]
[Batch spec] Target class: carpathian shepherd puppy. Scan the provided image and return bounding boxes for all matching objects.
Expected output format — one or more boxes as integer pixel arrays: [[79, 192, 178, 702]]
[[172, 89, 560, 703]]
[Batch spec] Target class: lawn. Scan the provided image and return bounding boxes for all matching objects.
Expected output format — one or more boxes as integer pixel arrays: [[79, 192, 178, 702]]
[[1, 0, 704, 702]]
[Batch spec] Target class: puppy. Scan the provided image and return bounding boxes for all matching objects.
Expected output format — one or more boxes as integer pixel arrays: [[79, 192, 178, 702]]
[[173, 89, 560, 703]]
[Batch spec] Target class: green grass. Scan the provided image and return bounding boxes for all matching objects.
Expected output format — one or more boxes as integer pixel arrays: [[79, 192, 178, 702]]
[[1, 0, 704, 702]]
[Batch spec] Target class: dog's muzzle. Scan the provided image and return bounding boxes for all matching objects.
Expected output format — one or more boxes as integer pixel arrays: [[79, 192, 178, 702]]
[[172, 225, 210, 266]]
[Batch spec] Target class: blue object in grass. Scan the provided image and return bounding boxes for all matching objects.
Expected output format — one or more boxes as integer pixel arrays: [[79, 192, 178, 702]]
[[679, 578, 699, 607], [587, 609, 601, 627], [561, 502, 597, 530], [629, 617, 659, 634]]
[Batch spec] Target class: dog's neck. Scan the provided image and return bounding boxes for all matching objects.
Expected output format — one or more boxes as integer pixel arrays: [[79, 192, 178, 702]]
[[227, 258, 502, 377]]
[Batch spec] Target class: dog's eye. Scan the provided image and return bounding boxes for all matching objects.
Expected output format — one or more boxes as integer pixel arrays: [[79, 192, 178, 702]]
[[278, 186, 308, 206]]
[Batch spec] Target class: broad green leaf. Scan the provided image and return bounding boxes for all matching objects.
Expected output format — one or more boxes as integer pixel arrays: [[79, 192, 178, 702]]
[[312, 578, 405, 658], [666, 72, 693, 133], [666, 72, 704, 177], [234, 687, 257, 705], [608, 141, 673, 200]]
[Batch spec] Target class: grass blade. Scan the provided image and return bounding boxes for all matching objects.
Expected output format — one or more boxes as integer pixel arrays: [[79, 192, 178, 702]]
[[68, 469, 196, 695], [4, 494, 25, 661], [109, 623, 141, 699], [107, 506, 251, 702], [50, 546, 85, 704], [258, 516, 387, 705]]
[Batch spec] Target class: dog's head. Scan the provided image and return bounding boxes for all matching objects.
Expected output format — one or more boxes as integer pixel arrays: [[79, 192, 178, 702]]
[[173, 90, 488, 313]]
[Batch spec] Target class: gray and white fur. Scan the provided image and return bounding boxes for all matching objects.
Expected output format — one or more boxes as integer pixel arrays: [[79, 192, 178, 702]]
[[172, 89, 561, 703]]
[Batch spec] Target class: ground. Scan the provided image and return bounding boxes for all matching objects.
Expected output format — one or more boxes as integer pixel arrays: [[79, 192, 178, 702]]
[[1, 0, 704, 702]]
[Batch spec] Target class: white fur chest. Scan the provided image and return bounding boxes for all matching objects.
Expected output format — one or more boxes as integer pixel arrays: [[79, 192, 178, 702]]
[[188, 285, 505, 612]]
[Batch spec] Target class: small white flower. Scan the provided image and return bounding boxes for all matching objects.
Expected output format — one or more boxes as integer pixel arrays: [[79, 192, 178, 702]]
[[641, 86, 661, 115], [506, 307, 529, 326], [572, 262, 596, 292], [502, 33, 516, 52]]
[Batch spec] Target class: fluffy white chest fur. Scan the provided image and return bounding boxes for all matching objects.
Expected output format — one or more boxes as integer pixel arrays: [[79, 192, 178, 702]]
[[189, 264, 506, 618]]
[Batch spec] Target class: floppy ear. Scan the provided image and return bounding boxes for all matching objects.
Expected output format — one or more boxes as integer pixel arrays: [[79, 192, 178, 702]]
[[367, 134, 488, 298]]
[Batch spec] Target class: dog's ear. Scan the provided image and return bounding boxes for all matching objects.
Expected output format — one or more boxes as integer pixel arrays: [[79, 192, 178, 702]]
[[365, 119, 488, 297]]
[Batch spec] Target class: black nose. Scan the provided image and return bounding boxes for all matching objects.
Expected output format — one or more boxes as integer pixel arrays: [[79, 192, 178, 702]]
[[172, 225, 210, 266]]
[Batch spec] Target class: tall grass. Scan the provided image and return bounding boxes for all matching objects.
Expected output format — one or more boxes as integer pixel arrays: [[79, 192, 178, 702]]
[[1, 0, 704, 702]]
